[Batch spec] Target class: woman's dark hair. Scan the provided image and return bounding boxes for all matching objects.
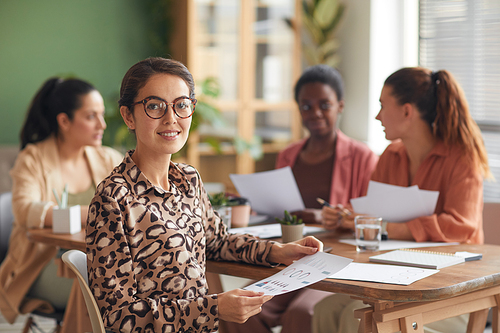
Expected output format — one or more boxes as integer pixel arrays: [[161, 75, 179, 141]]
[[294, 64, 344, 103], [20, 77, 96, 149], [118, 57, 195, 110], [384, 67, 491, 179]]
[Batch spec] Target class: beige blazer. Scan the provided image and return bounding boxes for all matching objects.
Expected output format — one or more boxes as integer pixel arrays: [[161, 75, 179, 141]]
[[0, 136, 123, 323]]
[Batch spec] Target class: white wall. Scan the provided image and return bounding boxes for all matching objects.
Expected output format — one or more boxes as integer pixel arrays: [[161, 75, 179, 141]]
[[337, 0, 418, 155]]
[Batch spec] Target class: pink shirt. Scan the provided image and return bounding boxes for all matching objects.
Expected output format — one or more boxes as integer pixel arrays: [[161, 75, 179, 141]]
[[372, 140, 484, 244], [275, 130, 378, 207]]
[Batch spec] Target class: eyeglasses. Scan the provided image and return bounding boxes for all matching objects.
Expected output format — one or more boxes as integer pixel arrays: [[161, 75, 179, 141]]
[[299, 103, 333, 113], [131, 96, 197, 119]]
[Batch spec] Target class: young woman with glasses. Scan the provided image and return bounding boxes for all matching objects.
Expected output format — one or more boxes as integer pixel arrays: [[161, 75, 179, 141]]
[[86, 57, 323, 333], [228, 65, 379, 333]]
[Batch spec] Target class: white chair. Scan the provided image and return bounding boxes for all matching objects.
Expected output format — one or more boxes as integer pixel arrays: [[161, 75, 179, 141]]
[[61, 250, 106, 333], [0, 191, 14, 263]]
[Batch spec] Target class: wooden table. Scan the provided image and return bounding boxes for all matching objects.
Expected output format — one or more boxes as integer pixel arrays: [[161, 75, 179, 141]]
[[28, 228, 87, 252], [28, 228, 500, 333]]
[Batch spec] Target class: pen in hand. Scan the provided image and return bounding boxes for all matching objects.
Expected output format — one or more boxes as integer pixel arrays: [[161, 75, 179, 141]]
[[316, 198, 351, 218]]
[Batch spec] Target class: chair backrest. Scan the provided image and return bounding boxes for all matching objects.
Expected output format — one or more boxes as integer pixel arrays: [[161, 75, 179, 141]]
[[61, 250, 106, 333], [0, 192, 14, 264], [483, 202, 500, 245]]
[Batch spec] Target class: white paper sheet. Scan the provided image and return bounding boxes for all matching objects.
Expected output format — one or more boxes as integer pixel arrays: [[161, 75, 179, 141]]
[[230, 223, 326, 239], [338, 239, 459, 251], [230, 167, 305, 219], [350, 181, 439, 222], [244, 252, 352, 295], [329, 262, 439, 285]]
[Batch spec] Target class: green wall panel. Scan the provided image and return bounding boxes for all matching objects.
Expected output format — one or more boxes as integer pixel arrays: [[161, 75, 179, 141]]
[[0, 0, 157, 145]]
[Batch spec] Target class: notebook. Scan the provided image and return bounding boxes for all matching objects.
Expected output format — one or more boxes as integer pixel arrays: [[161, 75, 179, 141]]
[[369, 249, 465, 269]]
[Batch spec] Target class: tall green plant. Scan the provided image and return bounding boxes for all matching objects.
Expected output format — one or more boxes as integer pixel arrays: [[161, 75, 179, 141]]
[[301, 0, 346, 67]]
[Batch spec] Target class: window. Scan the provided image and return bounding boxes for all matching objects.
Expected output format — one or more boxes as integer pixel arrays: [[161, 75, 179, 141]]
[[419, 0, 500, 201]]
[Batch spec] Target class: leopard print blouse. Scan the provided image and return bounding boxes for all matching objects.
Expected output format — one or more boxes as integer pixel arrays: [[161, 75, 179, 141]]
[[86, 151, 277, 332]]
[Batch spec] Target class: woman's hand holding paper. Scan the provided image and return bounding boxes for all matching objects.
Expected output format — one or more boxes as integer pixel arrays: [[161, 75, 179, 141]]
[[268, 236, 323, 265], [218, 289, 273, 324]]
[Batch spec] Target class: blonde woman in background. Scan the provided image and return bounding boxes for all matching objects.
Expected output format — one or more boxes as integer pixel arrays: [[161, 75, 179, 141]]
[[0, 77, 122, 332]]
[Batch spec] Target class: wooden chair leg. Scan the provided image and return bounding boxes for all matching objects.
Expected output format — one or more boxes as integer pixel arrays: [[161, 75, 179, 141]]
[[467, 308, 489, 333], [492, 294, 500, 333], [354, 306, 373, 333]]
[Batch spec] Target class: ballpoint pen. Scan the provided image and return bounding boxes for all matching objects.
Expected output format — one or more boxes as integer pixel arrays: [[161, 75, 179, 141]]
[[316, 198, 351, 218], [317, 198, 389, 240]]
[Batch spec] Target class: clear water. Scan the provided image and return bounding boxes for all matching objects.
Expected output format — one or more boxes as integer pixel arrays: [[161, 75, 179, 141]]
[[355, 224, 381, 251]]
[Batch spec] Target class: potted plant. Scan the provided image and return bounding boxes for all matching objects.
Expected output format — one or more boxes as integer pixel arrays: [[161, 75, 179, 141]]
[[208, 192, 232, 229], [285, 0, 346, 67], [276, 210, 304, 243], [209, 192, 252, 229]]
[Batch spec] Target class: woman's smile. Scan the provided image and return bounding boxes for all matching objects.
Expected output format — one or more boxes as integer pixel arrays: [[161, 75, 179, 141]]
[[158, 130, 180, 140]]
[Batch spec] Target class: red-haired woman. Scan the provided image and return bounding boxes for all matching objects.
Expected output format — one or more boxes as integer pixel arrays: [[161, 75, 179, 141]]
[[316, 67, 491, 333]]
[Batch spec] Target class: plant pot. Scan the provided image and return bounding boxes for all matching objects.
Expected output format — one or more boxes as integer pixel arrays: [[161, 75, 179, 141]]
[[230, 204, 251, 228], [280, 224, 304, 243]]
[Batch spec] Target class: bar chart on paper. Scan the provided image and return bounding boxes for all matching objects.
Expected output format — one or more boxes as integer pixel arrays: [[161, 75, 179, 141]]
[[244, 252, 352, 295]]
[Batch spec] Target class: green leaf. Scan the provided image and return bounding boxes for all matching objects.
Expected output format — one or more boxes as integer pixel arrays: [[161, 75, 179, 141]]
[[325, 4, 346, 34], [204, 137, 223, 154], [209, 192, 228, 206], [299, 0, 346, 67], [200, 77, 221, 98], [315, 0, 341, 28]]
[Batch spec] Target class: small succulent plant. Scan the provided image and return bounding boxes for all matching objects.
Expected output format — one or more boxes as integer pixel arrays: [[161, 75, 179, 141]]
[[275, 210, 303, 225]]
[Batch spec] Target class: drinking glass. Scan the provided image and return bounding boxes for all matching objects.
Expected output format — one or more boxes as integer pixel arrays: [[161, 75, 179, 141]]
[[354, 216, 382, 252]]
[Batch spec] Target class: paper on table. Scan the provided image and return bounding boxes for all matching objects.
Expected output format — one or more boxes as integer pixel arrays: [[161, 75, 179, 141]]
[[230, 167, 305, 218], [351, 181, 439, 222], [230, 223, 326, 239], [244, 252, 352, 295], [338, 239, 459, 251], [329, 262, 439, 285]]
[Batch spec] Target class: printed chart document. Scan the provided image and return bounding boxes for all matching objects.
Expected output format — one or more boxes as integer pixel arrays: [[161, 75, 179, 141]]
[[329, 262, 439, 285], [244, 252, 352, 295], [350, 181, 439, 222], [230, 167, 305, 219]]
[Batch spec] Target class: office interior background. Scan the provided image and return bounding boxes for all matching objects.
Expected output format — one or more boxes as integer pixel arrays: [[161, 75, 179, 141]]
[[0, 0, 499, 202]]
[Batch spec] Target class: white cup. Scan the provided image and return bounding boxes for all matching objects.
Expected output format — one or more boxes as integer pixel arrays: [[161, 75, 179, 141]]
[[52, 205, 82, 234], [354, 216, 382, 252]]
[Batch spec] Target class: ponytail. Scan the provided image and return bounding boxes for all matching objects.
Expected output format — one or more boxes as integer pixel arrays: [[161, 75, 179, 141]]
[[385, 67, 492, 179], [433, 70, 492, 179], [20, 77, 96, 149]]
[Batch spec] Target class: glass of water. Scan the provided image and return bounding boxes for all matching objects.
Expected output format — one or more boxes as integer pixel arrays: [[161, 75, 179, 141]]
[[354, 216, 383, 252]]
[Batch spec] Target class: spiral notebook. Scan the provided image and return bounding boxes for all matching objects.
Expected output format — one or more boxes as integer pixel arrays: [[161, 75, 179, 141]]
[[369, 249, 465, 269]]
